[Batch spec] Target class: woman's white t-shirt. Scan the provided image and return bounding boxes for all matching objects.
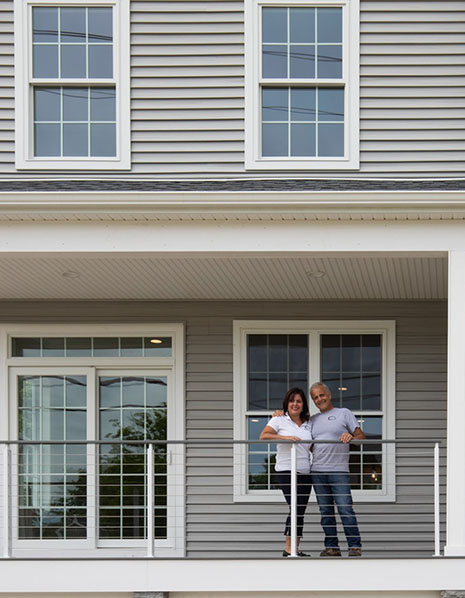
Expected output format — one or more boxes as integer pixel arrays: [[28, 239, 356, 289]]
[[266, 414, 313, 473]]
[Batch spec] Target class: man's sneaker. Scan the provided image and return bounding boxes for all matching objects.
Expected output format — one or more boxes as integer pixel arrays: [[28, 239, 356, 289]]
[[283, 550, 311, 557], [320, 547, 341, 557], [348, 547, 362, 557]]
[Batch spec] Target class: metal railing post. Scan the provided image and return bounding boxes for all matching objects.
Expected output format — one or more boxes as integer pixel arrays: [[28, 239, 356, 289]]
[[434, 442, 440, 556], [290, 443, 297, 557], [146, 443, 154, 558], [2, 444, 9, 558]]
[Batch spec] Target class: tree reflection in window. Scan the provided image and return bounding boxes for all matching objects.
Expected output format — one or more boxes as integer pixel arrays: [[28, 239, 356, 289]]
[[99, 376, 167, 539], [18, 375, 87, 539]]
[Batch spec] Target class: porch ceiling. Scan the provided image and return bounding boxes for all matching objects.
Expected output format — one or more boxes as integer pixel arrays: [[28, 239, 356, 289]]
[[0, 254, 447, 300]]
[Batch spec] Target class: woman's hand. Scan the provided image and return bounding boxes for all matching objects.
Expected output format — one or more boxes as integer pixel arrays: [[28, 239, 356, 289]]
[[273, 409, 284, 417]]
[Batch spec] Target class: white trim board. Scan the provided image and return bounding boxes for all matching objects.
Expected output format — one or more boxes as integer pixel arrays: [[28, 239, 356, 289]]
[[0, 558, 462, 592], [0, 220, 465, 253]]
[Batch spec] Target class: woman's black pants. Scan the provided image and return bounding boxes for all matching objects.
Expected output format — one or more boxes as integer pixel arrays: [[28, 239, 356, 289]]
[[275, 471, 312, 537]]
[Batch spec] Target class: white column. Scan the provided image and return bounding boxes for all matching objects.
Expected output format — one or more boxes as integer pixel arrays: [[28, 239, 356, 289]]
[[445, 251, 465, 555]]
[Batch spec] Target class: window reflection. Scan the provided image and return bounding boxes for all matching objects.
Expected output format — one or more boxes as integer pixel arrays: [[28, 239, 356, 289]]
[[350, 415, 383, 490], [247, 334, 308, 412], [261, 87, 344, 158], [248, 416, 277, 490], [18, 375, 87, 539], [321, 334, 381, 411], [99, 376, 167, 540], [32, 6, 113, 79]]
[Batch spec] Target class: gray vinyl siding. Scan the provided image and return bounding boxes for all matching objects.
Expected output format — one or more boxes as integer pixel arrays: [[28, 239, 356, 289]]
[[0, 299, 447, 557], [131, 0, 244, 174], [360, 1, 465, 175], [0, 0, 13, 170], [0, 1, 464, 176]]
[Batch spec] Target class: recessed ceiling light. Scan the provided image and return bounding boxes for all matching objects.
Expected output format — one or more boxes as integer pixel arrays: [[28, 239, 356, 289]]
[[62, 270, 80, 279], [306, 270, 326, 279], [149, 339, 163, 344]]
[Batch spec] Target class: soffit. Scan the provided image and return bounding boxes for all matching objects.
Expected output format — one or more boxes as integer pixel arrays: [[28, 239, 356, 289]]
[[0, 254, 447, 300]]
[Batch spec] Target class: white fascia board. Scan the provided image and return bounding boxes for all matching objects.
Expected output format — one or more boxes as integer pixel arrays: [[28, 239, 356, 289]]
[[0, 219, 464, 254], [0, 558, 464, 592], [0, 190, 464, 214]]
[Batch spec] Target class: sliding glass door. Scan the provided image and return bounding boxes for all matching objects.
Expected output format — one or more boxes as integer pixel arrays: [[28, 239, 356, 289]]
[[14, 369, 171, 544]]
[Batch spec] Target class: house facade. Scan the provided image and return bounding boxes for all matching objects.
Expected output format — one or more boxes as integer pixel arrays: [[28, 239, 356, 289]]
[[0, 0, 464, 597]]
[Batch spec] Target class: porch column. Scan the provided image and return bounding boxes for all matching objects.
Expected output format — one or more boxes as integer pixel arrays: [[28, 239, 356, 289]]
[[446, 251, 465, 555]]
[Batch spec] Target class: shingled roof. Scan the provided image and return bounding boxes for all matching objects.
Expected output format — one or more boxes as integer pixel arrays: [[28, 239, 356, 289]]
[[1, 178, 464, 192]]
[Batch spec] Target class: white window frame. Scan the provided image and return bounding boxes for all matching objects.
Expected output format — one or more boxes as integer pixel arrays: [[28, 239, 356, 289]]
[[233, 320, 395, 502], [244, 0, 360, 170], [0, 323, 185, 558], [14, 0, 130, 170]]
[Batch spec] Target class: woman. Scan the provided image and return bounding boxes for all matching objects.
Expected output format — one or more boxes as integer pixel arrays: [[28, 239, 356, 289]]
[[260, 387, 313, 557]]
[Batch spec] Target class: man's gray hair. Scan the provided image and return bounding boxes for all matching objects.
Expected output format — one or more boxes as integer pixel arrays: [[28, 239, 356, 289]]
[[309, 381, 331, 395]]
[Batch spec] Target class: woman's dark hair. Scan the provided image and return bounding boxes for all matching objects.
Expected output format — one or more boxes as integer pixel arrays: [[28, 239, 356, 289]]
[[282, 387, 310, 422]]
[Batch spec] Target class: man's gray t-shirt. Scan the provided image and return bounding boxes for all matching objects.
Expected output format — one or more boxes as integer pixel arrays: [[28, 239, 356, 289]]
[[311, 407, 359, 473]]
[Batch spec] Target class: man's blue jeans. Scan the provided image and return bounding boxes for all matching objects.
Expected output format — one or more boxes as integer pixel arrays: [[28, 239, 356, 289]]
[[311, 472, 361, 549]]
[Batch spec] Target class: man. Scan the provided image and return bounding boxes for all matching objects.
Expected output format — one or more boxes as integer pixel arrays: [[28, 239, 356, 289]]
[[309, 381, 365, 557]]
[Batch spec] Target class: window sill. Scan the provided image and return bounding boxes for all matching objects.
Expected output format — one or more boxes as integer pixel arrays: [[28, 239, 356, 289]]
[[234, 489, 396, 503], [15, 157, 131, 171], [245, 157, 360, 170]]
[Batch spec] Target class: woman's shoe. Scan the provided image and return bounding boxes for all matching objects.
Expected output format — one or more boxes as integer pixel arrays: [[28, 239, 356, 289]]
[[282, 550, 310, 557]]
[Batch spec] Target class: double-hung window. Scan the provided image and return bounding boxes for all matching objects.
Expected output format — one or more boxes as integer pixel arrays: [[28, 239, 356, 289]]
[[244, 0, 359, 169], [15, 0, 130, 169], [233, 321, 395, 502]]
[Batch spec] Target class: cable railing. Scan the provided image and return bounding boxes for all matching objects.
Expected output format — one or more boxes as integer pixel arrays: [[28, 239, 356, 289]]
[[0, 439, 443, 559]]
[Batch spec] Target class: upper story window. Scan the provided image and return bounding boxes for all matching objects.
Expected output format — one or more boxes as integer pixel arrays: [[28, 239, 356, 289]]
[[14, 0, 130, 170], [244, 0, 360, 170]]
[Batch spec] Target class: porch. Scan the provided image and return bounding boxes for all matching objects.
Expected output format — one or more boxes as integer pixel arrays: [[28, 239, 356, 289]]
[[0, 198, 464, 565]]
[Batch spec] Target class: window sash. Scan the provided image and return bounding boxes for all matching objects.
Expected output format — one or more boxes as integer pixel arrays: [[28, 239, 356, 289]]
[[260, 6, 343, 81]]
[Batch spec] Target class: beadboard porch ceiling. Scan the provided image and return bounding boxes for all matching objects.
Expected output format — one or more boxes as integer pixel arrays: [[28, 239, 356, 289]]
[[0, 254, 447, 300]]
